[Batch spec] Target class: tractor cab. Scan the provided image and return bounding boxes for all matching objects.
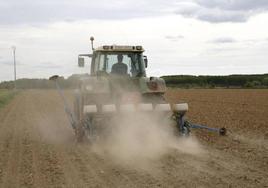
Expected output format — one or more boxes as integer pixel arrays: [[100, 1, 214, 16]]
[[77, 40, 166, 96], [78, 45, 148, 78]]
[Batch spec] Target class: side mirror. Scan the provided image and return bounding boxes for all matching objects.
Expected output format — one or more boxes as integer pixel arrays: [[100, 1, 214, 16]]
[[78, 57, 85, 67], [144, 56, 148, 68]]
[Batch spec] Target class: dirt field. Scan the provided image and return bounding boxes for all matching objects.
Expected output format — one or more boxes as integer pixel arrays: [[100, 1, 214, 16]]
[[0, 89, 267, 188]]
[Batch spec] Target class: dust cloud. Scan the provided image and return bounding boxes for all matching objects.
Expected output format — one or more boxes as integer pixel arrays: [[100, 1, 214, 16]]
[[36, 113, 74, 145], [92, 112, 204, 169]]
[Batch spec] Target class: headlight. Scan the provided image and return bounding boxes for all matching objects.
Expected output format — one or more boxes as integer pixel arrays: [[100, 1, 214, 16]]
[[103, 45, 110, 50], [136, 46, 142, 50]]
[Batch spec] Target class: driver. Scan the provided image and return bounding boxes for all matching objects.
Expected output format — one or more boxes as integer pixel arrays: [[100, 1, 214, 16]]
[[111, 54, 128, 75]]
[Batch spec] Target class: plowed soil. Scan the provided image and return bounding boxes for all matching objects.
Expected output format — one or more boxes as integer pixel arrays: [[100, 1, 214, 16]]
[[0, 89, 267, 188]]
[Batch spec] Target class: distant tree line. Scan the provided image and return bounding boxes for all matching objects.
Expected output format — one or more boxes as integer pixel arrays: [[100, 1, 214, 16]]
[[0, 74, 85, 89], [0, 73, 267, 89], [161, 74, 268, 88]]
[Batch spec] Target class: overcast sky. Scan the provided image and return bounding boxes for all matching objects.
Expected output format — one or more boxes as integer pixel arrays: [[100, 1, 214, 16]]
[[0, 0, 268, 81]]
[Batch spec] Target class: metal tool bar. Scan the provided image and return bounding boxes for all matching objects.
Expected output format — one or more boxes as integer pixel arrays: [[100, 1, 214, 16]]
[[190, 123, 226, 136], [175, 113, 226, 136], [54, 80, 77, 129]]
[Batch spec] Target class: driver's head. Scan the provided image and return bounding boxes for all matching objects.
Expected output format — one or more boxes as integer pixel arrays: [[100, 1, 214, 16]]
[[117, 54, 123, 63]]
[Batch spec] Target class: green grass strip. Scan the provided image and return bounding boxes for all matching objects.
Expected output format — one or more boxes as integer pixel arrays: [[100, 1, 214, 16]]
[[0, 89, 17, 109]]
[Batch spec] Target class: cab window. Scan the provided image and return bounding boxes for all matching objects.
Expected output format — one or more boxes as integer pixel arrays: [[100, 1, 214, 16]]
[[96, 52, 146, 77]]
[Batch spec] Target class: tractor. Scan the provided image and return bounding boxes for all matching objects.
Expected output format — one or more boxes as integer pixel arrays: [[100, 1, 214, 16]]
[[50, 37, 226, 142]]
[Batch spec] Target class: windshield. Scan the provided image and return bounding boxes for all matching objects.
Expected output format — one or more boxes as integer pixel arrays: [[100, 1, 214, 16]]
[[93, 52, 146, 77]]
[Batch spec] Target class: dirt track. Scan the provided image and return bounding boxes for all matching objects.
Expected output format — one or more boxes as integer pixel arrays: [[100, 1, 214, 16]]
[[0, 89, 267, 188]]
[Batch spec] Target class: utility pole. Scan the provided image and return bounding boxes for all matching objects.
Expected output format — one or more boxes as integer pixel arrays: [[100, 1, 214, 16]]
[[11, 46, 16, 90]]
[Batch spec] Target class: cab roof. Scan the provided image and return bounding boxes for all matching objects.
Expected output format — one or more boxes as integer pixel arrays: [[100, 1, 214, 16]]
[[95, 45, 144, 52]]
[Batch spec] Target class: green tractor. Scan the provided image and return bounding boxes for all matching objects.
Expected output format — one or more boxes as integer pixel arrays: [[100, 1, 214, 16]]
[[50, 37, 226, 142]]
